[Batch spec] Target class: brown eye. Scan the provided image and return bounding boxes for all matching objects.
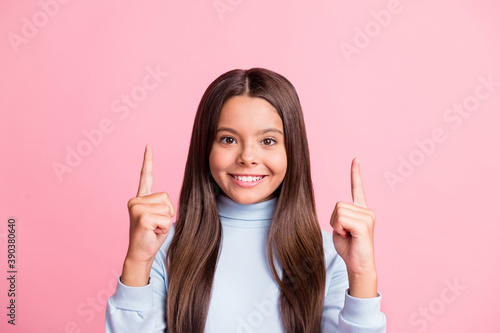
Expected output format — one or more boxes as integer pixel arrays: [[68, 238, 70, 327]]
[[262, 138, 277, 146], [221, 136, 235, 144]]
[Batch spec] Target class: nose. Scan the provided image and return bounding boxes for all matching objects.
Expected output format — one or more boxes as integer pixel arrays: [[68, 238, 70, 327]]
[[237, 143, 259, 166]]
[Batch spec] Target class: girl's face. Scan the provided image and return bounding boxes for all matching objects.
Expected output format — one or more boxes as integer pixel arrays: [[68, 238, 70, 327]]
[[209, 95, 287, 205]]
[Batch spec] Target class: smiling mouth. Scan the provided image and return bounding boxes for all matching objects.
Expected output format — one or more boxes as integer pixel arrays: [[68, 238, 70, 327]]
[[229, 174, 267, 182]]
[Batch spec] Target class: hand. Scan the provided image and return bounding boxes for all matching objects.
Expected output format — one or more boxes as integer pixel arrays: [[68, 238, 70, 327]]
[[330, 158, 377, 296], [125, 144, 175, 266]]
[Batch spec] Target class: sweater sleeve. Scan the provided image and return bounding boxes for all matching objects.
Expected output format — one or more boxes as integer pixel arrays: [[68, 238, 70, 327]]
[[321, 231, 387, 332], [105, 232, 171, 333]]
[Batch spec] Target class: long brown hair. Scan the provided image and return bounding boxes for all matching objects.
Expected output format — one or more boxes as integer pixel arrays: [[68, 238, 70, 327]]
[[166, 68, 326, 332]]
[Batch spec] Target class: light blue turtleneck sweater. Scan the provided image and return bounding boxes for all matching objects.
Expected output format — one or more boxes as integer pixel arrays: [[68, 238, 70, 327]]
[[106, 195, 386, 332]]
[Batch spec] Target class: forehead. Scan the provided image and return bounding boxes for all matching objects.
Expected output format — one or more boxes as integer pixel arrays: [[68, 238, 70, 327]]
[[218, 96, 283, 131]]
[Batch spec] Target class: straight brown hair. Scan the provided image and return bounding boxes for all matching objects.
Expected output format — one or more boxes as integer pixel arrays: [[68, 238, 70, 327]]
[[166, 68, 326, 332]]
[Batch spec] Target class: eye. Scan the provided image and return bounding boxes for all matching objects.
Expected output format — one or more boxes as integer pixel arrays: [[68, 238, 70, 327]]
[[220, 136, 236, 144], [262, 138, 277, 146]]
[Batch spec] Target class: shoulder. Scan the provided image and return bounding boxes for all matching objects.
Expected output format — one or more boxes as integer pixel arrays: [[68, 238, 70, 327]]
[[152, 223, 176, 275], [319, 228, 346, 272], [159, 223, 176, 257], [319, 228, 349, 300], [320, 228, 336, 260]]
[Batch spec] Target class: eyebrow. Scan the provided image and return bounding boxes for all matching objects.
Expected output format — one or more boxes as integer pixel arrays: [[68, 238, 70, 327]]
[[216, 127, 284, 136]]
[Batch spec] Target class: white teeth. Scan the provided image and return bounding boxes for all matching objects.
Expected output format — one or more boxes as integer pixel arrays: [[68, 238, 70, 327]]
[[234, 175, 263, 182]]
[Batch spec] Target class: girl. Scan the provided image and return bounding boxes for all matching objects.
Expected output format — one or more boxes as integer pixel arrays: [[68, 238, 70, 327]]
[[106, 68, 386, 332]]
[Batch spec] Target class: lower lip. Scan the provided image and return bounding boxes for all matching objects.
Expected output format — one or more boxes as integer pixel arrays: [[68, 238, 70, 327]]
[[230, 175, 267, 188]]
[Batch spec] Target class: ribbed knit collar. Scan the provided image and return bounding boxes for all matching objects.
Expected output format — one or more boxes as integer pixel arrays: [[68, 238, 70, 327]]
[[216, 194, 277, 228]]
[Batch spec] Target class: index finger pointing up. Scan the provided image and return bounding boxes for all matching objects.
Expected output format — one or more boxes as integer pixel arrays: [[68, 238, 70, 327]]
[[137, 144, 153, 197], [351, 157, 368, 208]]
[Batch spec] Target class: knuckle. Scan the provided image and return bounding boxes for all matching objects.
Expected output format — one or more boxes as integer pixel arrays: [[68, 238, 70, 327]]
[[337, 213, 347, 223], [160, 192, 169, 202], [365, 209, 376, 222], [337, 207, 347, 216], [162, 214, 172, 225], [129, 204, 140, 216], [329, 214, 338, 226], [362, 216, 374, 231], [162, 206, 173, 217], [127, 198, 137, 210], [329, 214, 336, 226]]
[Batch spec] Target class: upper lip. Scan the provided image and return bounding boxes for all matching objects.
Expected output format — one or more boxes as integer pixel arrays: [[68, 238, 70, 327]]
[[230, 174, 267, 177]]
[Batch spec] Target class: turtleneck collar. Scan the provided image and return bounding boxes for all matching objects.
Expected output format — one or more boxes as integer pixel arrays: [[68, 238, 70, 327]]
[[216, 194, 277, 228]]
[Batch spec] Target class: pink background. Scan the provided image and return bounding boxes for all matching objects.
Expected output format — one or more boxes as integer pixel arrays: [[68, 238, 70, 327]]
[[1, 0, 499, 332]]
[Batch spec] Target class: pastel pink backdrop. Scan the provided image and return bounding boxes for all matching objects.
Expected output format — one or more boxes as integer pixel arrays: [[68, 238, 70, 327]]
[[1, 0, 499, 332]]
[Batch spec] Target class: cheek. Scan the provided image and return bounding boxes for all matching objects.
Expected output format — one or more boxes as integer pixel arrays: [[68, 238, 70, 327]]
[[209, 148, 229, 174], [267, 150, 287, 175], [208, 149, 218, 174]]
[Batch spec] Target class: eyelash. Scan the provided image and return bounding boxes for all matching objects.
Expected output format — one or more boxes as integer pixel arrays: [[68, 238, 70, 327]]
[[219, 136, 277, 146]]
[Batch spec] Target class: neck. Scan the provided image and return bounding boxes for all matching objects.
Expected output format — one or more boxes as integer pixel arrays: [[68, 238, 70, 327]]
[[216, 194, 277, 228]]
